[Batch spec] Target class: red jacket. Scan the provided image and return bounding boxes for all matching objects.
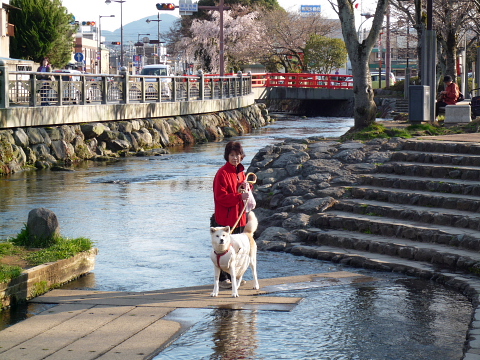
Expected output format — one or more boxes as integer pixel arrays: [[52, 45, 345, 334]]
[[442, 82, 460, 105], [213, 162, 246, 228]]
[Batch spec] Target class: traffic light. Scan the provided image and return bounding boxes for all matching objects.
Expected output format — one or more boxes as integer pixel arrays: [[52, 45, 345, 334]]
[[81, 21, 96, 26], [111, 42, 121, 45], [156, 3, 175, 10]]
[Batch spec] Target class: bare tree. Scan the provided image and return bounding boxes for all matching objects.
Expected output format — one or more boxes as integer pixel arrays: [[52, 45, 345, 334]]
[[329, 0, 388, 129], [392, 0, 476, 83], [433, 0, 474, 82], [257, 10, 340, 72]]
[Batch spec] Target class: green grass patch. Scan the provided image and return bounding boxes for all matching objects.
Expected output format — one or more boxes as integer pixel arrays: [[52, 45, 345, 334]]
[[0, 242, 22, 257], [341, 118, 480, 142], [0, 228, 94, 283], [25, 237, 93, 266], [341, 123, 412, 141], [0, 264, 22, 283]]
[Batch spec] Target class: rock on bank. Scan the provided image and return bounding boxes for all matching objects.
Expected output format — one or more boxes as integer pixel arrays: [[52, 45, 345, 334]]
[[0, 104, 270, 175]]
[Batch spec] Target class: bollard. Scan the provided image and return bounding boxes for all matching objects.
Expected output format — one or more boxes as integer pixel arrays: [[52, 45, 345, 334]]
[[172, 77, 177, 102], [198, 69, 204, 100], [29, 73, 37, 107], [140, 77, 146, 103], [237, 71, 243, 97], [101, 76, 108, 104], [0, 60, 9, 108], [247, 71, 252, 95], [80, 74, 87, 105], [120, 66, 129, 104]]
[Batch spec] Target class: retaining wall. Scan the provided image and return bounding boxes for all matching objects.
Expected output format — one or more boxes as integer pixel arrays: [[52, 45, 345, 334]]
[[0, 103, 270, 175], [0, 248, 98, 309]]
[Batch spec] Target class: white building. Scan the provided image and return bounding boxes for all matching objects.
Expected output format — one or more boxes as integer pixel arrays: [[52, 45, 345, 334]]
[[0, 1, 35, 72]]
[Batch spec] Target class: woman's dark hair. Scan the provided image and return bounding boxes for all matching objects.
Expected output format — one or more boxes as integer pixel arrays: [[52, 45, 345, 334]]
[[224, 141, 245, 162], [444, 75, 452, 83]]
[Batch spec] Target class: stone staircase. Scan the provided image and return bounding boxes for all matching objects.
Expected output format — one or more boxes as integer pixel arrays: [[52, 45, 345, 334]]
[[295, 140, 480, 276], [273, 139, 480, 359], [393, 98, 409, 114]]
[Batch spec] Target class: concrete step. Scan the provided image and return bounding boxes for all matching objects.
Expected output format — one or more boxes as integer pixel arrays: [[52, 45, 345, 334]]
[[335, 198, 480, 230], [345, 185, 480, 212], [295, 228, 480, 273], [391, 150, 480, 166], [283, 241, 480, 295], [310, 210, 480, 251], [377, 161, 480, 180], [403, 139, 480, 155], [359, 174, 480, 196], [394, 100, 409, 112]]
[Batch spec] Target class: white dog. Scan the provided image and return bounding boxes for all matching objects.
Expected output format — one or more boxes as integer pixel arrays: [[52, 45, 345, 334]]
[[210, 211, 259, 297]]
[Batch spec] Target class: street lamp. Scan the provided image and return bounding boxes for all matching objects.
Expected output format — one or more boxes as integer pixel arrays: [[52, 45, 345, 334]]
[[105, 0, 125, 68], [98, 14, 115, 74], [146, 14, 162, 64], [358, 13, 373, 42]]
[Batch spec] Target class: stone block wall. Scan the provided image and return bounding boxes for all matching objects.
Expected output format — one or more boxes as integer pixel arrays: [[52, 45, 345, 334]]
[[0, 103, 270, 175], [0, 248, 98, 309]]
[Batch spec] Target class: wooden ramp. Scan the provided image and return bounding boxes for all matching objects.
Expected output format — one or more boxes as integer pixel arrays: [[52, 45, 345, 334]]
[[0, 271, 374, 360]]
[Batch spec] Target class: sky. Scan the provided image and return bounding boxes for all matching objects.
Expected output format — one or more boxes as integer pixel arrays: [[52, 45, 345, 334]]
[[60, 0, 372, 32]]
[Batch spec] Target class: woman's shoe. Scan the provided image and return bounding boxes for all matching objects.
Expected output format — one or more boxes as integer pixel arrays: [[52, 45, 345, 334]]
[[219, 279, 232, 289]]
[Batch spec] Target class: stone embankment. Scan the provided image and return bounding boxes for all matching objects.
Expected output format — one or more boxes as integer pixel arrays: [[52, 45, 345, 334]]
[[248, 137, 480, 359], [0, 103, 270, 175]]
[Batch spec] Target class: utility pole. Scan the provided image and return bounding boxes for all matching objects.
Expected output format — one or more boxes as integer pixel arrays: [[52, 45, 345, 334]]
[[187, 0, 230, 76]]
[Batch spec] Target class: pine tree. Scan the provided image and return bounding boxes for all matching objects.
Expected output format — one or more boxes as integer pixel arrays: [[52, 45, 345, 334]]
[[9, 0, 76, 68]]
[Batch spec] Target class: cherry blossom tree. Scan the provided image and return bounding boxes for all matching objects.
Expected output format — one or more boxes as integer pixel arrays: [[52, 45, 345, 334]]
[[176, 6, 265, 73]]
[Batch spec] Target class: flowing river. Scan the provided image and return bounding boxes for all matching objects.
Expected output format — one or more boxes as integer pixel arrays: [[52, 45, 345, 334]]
[[0, 115, 473, 359]]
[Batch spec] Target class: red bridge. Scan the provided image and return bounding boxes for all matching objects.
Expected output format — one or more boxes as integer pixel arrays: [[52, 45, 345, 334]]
[[251, 73, 353, 89], [248, 73, 354, 101]]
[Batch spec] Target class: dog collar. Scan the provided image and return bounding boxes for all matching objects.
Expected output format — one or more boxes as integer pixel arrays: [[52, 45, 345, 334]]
[[214, 245, 231, 268]]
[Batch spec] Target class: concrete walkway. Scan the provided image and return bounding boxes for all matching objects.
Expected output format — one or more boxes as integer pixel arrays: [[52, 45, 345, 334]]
[[0, 271, 369, 360]]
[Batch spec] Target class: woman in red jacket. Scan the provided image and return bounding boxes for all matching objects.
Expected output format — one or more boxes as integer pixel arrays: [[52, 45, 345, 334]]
[[212, 141, 250, 287]]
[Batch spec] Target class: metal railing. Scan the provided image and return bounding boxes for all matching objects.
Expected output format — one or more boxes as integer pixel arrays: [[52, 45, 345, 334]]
[[0, 66, 253, 108], [251, 73, 354, 89]]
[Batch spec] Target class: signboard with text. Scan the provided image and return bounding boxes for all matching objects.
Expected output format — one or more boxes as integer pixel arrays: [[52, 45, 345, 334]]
[[179, 2, 198, 11], [300, 5, 321, 12], [179, 0, 197, 15]]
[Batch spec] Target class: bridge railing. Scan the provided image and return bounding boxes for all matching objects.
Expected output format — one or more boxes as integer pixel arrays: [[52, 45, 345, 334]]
[[0, 65, 252, 108], [250, 73, 353, 89]]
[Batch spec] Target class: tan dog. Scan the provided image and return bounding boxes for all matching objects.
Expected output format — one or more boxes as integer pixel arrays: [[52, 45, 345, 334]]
[[210, 211, 259, 297]]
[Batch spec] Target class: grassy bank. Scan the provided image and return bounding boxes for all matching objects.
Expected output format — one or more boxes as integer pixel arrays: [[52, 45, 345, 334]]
[[341, 119, 480, 142], [0, 227, 94, 284]]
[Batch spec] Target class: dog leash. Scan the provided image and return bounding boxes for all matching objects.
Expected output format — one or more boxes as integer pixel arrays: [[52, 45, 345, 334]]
[[230, 172, 257, 234]]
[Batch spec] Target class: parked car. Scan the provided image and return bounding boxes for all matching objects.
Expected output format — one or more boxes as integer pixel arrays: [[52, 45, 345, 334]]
[[52, 69, 82, 103], [140, 64, 171, 97], [371, 72, 396, 88]]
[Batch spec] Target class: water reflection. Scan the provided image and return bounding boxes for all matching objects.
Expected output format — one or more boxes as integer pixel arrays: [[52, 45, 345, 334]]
[[210, 309, 259, 360], [155, 274, 470, 360]]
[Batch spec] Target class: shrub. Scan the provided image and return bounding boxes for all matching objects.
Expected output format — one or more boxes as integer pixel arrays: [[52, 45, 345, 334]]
[[10, 225, 60, 248]]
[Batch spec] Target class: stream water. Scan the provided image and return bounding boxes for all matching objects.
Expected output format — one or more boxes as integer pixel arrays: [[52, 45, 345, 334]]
[[0, 116, 473, 359]]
